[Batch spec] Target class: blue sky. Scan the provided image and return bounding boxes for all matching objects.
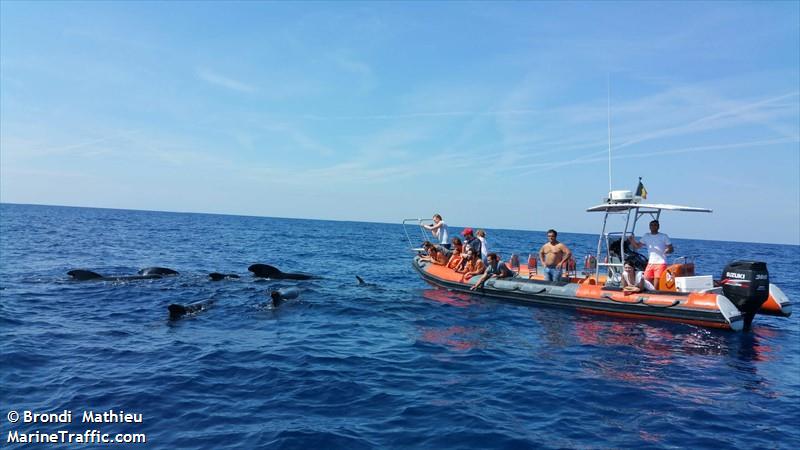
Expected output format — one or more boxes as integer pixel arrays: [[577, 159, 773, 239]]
[[1, 1, 798, 244]]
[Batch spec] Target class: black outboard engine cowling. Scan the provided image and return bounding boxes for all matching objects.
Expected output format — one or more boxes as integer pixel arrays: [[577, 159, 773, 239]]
[[721, 261, 769, 330]]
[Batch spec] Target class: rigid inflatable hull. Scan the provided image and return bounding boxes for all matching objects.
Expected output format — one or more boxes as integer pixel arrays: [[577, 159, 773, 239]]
[[413, 257, 742, 331]]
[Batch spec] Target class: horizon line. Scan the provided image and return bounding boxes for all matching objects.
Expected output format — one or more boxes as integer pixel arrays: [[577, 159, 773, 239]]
[[1, 201, 797, 247]]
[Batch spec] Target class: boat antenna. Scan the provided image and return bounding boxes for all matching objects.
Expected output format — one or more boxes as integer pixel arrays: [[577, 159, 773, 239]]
[[607, 74, 613, 192]]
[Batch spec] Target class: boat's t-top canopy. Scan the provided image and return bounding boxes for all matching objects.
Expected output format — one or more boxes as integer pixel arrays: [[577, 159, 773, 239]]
[[587, 190, 712, 280], [586, 203, 712, 213]]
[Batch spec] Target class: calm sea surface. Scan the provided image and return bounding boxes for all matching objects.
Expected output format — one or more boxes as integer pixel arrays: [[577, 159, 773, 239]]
[[1, 203, 799, 449]]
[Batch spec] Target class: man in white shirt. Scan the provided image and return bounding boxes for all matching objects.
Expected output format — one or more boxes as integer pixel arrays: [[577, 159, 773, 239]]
[[423, 214, 450, 248], [628, 220, 674, 289]]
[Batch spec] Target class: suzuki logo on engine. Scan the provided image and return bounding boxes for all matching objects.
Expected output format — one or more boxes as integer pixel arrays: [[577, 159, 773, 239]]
[[726, 272, 746, 279]]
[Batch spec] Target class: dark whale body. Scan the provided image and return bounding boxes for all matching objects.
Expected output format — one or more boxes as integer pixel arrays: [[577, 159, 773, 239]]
[[168, 299, 215, 320], [68, 267, 179, 281], [138, 267, 179, 276], [208, 272, 240, 281], [248, 264, 313, 280], [270, 287, 301, 307]]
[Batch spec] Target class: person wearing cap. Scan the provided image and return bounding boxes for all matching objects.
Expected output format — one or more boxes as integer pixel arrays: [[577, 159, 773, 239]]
[[461, 228, 481, 257], [539, 229, 572, 282], [423, 214, 450, 249]]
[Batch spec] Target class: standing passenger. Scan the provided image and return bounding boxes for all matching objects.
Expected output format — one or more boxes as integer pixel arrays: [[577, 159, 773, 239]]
[[476, 229, 489, 263], [539, 229, 572, 282], [461, 228, 481, 256], [627, 220, 673, 289], [423, 214, 450, 249]]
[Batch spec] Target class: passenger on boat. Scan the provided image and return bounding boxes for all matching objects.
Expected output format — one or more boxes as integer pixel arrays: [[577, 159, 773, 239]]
[[627, 220, 673, 288], [470, 253, 514, 290], [423, 214, 450, 249], [461, 228, 481, 256], [459, 248, 486, 282], [447, 237, 464, 270], [476, 229, 489, 262], [621, 260, 655, 293], [539, 229, 573, 282], [420, 241, 448, 265]]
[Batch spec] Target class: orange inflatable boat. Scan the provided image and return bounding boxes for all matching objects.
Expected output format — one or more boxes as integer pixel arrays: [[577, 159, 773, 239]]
[[406, 190, 792, 331]]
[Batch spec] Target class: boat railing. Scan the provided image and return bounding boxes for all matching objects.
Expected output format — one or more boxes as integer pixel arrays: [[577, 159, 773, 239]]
[[402, 218, 435, 252]]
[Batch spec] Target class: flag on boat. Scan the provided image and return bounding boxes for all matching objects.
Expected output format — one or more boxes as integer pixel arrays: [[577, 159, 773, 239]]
[[635, 178, 648, 199]]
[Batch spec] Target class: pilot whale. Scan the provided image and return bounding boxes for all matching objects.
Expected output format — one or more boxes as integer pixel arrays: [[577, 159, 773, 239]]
[[168, 299, 215, 320], [248, 264, 313, 280], [138, 267, 179, 276], [208, 272, 240, 281], [270, 287, 301, 307], [68, 267, 179, 281]]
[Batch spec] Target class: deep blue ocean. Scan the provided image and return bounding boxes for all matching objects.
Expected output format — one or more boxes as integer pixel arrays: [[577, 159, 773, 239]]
[[1, 203, 799, 449]]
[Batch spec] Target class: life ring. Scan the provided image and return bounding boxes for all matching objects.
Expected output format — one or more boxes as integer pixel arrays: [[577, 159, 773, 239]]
[[663, 270, 675, 290]]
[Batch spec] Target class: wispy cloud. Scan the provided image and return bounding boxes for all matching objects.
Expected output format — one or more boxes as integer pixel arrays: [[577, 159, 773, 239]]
[[299, 108, 543, 121], [5, 130, 141, 159], [510, 137, 797, 175], [196, 68, 257, 93], [614, 91, 800, 151]]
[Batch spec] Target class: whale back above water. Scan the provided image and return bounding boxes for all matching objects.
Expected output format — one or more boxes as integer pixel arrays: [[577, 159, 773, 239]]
[[67, 269, 105, 281], [138, 267, 179, 276], [208, 272, 240, 281], [270, 287, 301, 307], [168, 299, 214, 320], [68, 267, 178, 281], [248, 264, 313, 280]]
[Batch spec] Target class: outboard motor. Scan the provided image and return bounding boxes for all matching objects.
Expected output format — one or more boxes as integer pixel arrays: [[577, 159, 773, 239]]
[[721, 261, 770, 331]]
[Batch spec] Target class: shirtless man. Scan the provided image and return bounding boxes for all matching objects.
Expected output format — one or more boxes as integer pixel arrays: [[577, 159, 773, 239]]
[[539, 229, 572, 282]]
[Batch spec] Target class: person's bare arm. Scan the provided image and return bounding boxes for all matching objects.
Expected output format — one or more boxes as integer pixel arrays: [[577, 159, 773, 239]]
[[470, 269, 491, 290], [628, 235, 643, 249], [560, 244, 573, 268], [424, 222, 442, 232]]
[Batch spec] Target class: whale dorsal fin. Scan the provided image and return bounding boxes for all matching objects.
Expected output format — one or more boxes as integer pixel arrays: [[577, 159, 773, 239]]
[[248, 264, 283, 278], [67, 269, 104, 280]]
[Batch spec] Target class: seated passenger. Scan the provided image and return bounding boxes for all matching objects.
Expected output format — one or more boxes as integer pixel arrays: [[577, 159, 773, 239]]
[[459, 249, 485, 282], [470, 252, 514, 290], [621, 261, 655, 293], [419, 241, 448, 265], [447, 237, 464, 270]]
